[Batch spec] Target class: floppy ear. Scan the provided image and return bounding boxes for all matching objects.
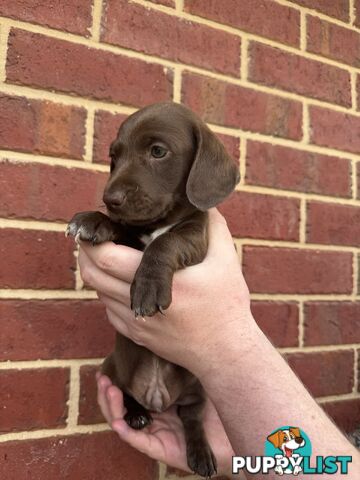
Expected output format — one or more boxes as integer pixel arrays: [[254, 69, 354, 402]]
[[186, 122, 240, 211], [267, 430, 282, 448], [290, 427, 301, 438]]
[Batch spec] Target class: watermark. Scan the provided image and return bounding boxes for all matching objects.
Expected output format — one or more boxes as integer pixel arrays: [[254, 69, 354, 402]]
[[232, 426, 352, 475]]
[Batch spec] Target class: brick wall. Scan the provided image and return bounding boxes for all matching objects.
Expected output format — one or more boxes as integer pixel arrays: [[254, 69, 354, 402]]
[[0, 1, 359, 479]]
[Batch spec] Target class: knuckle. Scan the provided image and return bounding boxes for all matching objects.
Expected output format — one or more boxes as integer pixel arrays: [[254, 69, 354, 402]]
[[80, 265, 93, 285]]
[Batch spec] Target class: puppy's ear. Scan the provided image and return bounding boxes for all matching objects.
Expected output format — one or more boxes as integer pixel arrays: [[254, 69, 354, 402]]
[[267, 430, 282, 448], [290, 427, 301, 438], [186, 122, 240, 211]]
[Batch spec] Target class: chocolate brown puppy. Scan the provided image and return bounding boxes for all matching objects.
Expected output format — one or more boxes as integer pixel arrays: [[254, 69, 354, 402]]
[[67, 102, 239, 477]]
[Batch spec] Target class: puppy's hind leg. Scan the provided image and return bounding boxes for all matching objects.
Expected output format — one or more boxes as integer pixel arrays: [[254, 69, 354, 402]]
[[178, 398, 217, 478]]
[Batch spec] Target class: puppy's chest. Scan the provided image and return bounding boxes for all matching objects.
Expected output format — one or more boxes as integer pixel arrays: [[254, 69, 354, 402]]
[[139, 224, 175, 247]]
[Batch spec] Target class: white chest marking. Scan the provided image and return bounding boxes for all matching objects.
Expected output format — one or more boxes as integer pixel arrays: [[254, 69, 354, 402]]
[[140, 224, 175, 246]]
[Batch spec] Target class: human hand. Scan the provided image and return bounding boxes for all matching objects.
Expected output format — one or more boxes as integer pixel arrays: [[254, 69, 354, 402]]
[[78, 209, 254, 377], [96, 373, 235, 477]]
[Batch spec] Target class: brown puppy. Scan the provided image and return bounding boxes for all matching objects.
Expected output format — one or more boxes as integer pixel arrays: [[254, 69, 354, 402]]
[[67, 102, 239, 477]]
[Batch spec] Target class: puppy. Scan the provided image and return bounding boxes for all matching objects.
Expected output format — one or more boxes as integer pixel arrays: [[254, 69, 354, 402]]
[[67, 102, 239, 477]]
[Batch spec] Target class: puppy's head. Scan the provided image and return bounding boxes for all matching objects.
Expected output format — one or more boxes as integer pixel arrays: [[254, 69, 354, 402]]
[[103, 102, 239, 226], [267, 428, 305, 456]]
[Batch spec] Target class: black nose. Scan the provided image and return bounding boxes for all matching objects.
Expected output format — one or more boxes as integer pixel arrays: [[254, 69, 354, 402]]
[[295, 437, 303, 445], [103, 190, 127, 210]]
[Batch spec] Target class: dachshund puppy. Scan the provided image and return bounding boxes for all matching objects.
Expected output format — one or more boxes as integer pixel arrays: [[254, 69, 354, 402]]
[[67, 102, 239, 477]]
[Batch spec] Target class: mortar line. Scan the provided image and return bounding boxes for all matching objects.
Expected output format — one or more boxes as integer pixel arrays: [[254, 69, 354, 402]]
[[280, 344, 360, 354], [175, 0, 184, 13], [66, 365, 80, 427], [0, 423, 109, 443], [238, 237, 358, 253], [240, 36, 249, 80], [350, 0, 356, 26], [239, 137, 246, 187], [0, 289, 98, 299], [300, 11, 307, 51], [172, 65, 182, 103], [316, 392, 360, 404], [84, 107, 96, 162], [298, 300, 305, 347], [0, 23, 9, 82], [351, 71, 358, 111], [91, 0, 103, 41], [0, 358, 103, 370], [302, 102, 310, 144], [0, 218, 66, 231]]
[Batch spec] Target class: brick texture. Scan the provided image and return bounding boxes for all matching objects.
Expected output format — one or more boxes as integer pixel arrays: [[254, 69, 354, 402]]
[[0, 229, 75, 289], [245, 141, 351, 197], [184, 0, 300, 46], [249, 42, 351, 107], [0, 368, 69, 433], [102, 0, 241, 76], [182, 72, 302, 139], [304, 302, 360, 346], [6, 29, 173, 107], [0, 1, 358, 476], [219, 191, 300, 241], [310, 106, 360, 154], [251, 301, 299, 347], [0, 432, 158, 480], [243, 246, 353, 294], [288, 0, 349, 21], [0, 1, 93, 36], [307, 201, 360, 247], [0, 95, 86, 159], [307, 16, 360, 68], [286, 351, 354, 397], [0, 300, 113, 361], [0, 160, 107, 222]]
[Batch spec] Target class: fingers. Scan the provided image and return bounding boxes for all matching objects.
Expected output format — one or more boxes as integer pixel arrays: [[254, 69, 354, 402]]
[[79, 241, 142, 283], [97, 375, 113, 424], [79, 249, 131, 306], [112, 419, 152, 456]]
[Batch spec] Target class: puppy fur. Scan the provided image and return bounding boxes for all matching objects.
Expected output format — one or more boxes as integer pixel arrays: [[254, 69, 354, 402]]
[[67, 102, 239, 477]]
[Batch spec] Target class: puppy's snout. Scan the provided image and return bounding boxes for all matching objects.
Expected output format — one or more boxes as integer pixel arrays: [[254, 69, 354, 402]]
[[295, 437, 304, 445], [103, 190, 127, 210]]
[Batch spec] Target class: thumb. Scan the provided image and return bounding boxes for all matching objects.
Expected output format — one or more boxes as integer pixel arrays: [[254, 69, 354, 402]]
[[206, 208, 237, 259]]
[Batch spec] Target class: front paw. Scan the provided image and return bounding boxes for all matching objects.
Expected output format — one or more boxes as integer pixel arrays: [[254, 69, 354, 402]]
[[187, 443, 217, 478], [66, 211, 115, 245], [130, 273, 172, 317]]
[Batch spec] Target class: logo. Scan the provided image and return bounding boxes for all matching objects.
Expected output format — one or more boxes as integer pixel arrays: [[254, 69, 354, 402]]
[[232, 426, 352, 476]]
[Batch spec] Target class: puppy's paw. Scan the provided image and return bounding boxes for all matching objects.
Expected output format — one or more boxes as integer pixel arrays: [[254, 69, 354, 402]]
[[124, 411, 153, 430], [187, 443, 217, 478], [66, 211, 115, 245], [130, 274, 172, 317]]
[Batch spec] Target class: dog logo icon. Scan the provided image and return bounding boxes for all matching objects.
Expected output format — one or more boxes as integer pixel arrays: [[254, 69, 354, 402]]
[[266, 427, 307, 475]]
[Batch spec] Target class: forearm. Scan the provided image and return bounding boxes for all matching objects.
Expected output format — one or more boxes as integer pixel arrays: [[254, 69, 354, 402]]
[[195, 318, 359, 479]]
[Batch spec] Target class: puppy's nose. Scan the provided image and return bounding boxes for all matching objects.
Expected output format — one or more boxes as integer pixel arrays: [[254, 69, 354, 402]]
[[295, 437, 303, 445], [103, 190, 127, 210]]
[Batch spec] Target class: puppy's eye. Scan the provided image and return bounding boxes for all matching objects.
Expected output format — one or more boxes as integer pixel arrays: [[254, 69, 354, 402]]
[[151, 145, 167, 158]]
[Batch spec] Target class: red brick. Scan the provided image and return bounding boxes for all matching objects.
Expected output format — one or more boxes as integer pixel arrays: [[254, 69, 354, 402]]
[[251, 301, 299, 347], [102, 0, 240, 76], [288, 0, 349, 21], [310, 106, 360, 154], [285, 351, 354, 397], [79, 365, 104, 425], [356, 0, 360, 27], [307, 201, 360, 247], [182, 72, 302, 140], [307, 16, 360, 68], [0, 432, 158, 480], [304, 302, 360, 346], [93, 111, 127, 164], [246, 141, 351, 197], [0, 229, 75, 289], [322, 399, 360, 433], [217, 134, 240, 164], [249, 42, 351, 107], [242, 246, 353, 294], [0, 160, 107, 222], [184, 0, 300, 47], [0, 95, 86, 159], [219, 192, 300, 241], [0, 300, 113, 361], [0, 0, 92, 36], [0, 369, 69, 433], [6, 29, 173, 107]]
